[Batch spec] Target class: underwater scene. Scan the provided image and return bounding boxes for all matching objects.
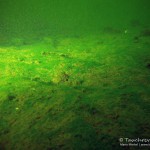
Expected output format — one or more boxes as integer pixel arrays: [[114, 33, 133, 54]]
[[0, 0, 150, 149]]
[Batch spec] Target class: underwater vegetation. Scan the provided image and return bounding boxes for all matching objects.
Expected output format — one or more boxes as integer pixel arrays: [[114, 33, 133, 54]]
[[0, 23, 150, 150]]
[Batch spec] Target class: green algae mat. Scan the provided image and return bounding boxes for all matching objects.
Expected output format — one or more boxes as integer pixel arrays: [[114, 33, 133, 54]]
[[0, 28, 150, 149]]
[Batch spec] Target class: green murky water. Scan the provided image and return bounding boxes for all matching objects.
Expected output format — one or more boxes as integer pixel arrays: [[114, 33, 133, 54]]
[[0, 0, 150, 42], [0, 1, 150, 150]]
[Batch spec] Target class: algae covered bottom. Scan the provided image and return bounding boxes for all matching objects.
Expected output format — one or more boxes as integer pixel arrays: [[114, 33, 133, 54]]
[[0, 28, 150, 149]]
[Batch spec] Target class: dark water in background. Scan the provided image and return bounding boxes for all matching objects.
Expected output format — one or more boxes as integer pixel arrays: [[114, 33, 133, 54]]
[[0, 0, 150, 43]]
